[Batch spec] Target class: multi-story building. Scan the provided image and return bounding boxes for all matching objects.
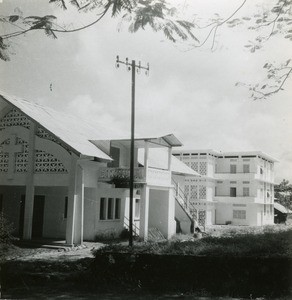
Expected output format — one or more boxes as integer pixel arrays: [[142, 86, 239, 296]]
[[173, 150, 277, 227]]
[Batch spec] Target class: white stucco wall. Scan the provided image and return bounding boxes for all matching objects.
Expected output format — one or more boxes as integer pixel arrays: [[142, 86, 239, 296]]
[[83, 185, 129, 241], [148, 189, 175, 239]]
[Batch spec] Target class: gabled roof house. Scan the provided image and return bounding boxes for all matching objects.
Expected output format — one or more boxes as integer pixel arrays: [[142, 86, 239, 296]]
[[0, 92, 199, 245]]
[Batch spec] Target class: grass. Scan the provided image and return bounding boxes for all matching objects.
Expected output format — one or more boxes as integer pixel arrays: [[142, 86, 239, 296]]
[[94, 225, 292, 258]]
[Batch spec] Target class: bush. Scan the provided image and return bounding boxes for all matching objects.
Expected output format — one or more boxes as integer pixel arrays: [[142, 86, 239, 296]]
[[0, 213, 14, 245], [119, 227, 130, 240], [93, 227, 292, 258]]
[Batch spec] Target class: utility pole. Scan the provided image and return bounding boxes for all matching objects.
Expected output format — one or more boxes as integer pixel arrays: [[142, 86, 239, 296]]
[[116, 56, 149, 246]]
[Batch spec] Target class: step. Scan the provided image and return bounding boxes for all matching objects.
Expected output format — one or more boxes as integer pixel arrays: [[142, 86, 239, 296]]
[[148, 228, 166, 242]]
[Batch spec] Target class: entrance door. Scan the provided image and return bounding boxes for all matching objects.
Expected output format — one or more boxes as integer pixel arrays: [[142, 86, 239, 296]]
[[32, 195, 45, 238], [19, 195, 25, 237], [19, 195, 45, 239]]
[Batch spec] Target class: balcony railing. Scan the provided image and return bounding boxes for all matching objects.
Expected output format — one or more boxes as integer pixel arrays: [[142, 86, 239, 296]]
[[98, 166, 171, 187], [214, 196, 255, 203], [98, 167, 145, 183]]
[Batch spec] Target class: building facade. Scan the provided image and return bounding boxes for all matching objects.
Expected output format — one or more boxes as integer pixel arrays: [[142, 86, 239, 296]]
[[173, 150, 277, 226], [0, 92, 198, 245]]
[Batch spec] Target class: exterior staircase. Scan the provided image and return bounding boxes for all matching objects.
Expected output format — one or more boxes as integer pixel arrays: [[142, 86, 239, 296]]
[[148, 227, 166, 242], [172, 179, 205, 233]]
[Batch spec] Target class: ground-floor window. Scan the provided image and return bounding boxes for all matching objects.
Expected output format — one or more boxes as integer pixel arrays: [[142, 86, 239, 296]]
[[0, 194, 3, 213], [64, 196, 68, 219], [135, 199, 140, 219], [100, 197, 121, 220], [233, 210, 246, 219]]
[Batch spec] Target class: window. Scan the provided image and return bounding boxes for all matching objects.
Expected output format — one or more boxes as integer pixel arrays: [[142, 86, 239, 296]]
[[100, 197, 121, 220], [243, 187, 249, 197], [233, 210, 246, 219], [230, 187, 237, 197], [109, 146, 120, 168], [64, 196, 68, 218], [115, 198, 121, 219], [260, 168, 263, 174], [243, 164, 250, 173], [0, 194, 3, 213], [135, 198, 140, 219], [107, 198, 114, 219], [230, 164, 237, 174], [100, 198, 106, 220]]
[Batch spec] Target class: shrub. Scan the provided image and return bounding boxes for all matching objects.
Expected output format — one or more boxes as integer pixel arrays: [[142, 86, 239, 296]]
[[0, 213, 14, 245], [119, 227, 130, 240]]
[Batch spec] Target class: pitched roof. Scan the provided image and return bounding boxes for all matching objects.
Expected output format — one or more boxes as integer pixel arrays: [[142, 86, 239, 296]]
[[0, 91, 112, 161]]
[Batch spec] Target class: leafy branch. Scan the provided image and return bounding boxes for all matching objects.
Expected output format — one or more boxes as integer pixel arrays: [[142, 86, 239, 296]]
[[236, 59, 292, 100], [0, 0, 200, 61]]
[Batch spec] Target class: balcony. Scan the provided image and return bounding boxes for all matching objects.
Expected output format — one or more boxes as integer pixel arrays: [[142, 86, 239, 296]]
[[98, 167, 171, 187], [98, 167, 145, 183], [214, 196, 256, 204], [214, 172, 256, 180]]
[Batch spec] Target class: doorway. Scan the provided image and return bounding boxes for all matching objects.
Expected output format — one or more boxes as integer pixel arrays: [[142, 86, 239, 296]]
[[19, 195, 45, 239]]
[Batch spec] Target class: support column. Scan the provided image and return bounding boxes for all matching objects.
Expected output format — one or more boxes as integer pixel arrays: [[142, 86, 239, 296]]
[[140, 185, 149, 241], [144, 141, 149, 180], [168, 147, 172, 171], [23, 122, 36, 240], [166, 188, 175, 239], [74, 164, 84, 245], [66, 155, 84, 245]]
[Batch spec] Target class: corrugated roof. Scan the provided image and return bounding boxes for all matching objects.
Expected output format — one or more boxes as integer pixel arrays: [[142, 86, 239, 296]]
[[274, 202, 292, 214], [0, 92, 112, 161]]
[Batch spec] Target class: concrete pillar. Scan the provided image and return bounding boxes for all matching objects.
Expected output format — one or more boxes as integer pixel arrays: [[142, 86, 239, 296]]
[[66, 155, 84, 245], [73, 164, 84, 245], [140, 185, 149, 241], [144, 141, 149, 180], [168, 147, 172, 171], [23, 122, 36, 240], [166, 188, 175, 239]]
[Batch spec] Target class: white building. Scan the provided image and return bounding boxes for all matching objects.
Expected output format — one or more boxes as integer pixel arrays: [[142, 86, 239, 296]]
[[173, 149, 277, 227], [0, 92, 198, 245]]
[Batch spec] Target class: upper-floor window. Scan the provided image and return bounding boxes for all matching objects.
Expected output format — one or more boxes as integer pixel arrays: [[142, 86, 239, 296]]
[[109, 146, 120, 168], [243, 187, 250, 197], [230, 164, 237, 174], [260, 167, 263, 174], [243, 164, 250, 173], [230, 187, 237, 197]]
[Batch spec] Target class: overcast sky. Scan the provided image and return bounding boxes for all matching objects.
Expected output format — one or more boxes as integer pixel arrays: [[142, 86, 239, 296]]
[[1, 0, 291, 183]]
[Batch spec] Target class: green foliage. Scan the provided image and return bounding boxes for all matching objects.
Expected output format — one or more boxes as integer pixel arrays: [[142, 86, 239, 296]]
[[94, 226, 292, 258], [0, 0, 198, 61], [94, 229, 120, 242], [110, 173, 130, 188], [0, 213, 14, 245], [275, 179, 292, 210]]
